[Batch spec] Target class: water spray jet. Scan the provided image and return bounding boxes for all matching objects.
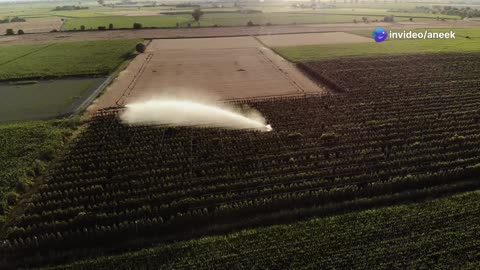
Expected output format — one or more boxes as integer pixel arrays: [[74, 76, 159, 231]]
[[121, 99, 272, 132]]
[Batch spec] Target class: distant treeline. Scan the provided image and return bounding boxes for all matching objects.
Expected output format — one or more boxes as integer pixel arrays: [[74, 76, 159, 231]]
[[52, 6, 89, 11], [0, 17, 26, 24]]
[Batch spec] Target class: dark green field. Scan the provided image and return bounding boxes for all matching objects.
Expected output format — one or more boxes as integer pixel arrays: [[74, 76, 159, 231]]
[[2, 51, 479, 268], [48, 190, 480, 270]]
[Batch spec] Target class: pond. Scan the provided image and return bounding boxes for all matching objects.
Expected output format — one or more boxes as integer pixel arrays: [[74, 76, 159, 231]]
[[0, 77, 107, 122]]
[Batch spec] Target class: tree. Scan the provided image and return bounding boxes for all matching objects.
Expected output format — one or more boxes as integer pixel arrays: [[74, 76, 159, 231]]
[[97, 0, 105, 5], [108, 23, 114, 30], [11, 17, 26, 22], [135, 43, 146, 53], [383, 15, 395, 22], [6, 29, 14, 35], [17, 29, 25, 35], [133, 22, 142, 29], [80, 25, 86, 31], [192, 8, 204, 25]]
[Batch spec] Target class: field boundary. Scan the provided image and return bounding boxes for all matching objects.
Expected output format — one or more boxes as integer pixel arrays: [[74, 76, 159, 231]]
[[116, 53, 153, 106], [61, 76, 113, 118], [257, 46, 304, 95], [295, 62, 344, 93]]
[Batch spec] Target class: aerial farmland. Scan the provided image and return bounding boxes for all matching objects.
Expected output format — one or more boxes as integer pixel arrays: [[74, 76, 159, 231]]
[[0, 0, 480, 269]]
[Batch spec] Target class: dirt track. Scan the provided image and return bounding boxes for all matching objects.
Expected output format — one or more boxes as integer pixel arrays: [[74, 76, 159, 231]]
[[89, 36, 323, 111], [1, 20, 479, 45]]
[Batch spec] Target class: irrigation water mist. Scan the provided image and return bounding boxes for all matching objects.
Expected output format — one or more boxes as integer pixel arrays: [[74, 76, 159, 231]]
[[121, 99, 273, 132]]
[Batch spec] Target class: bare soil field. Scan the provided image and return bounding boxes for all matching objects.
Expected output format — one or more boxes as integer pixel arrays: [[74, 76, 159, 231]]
[[89, 36, 322, 110], [147, 36, 260, 50], [257, 32, 372, 47], [0, 17, 62, 34], [1, 20, 478, 45]]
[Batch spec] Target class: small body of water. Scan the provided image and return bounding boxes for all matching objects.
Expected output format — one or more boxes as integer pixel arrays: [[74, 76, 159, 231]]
[[0, 77, 106, 122]]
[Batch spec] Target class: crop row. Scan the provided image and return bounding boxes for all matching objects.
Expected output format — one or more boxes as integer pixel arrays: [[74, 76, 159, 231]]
[[43, 190, 480, 270], [2, 53, 480, 267]]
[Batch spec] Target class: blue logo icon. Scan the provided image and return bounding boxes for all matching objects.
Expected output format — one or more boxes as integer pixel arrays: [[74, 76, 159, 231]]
[[372, 27, 388, 42]]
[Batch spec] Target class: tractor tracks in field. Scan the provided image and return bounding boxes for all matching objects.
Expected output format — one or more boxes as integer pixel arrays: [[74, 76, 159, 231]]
[[0, 43, 55, 67], [254, 36, 305, 95], [253, 36, 325, 96], [115, 52, 153, 106]]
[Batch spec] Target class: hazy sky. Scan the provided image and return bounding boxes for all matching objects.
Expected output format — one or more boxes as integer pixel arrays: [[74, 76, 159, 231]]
[[1, 0, 480, 3]]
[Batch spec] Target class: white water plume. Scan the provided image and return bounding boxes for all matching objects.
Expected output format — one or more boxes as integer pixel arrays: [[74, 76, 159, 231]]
[[121, 99, 272, 132]]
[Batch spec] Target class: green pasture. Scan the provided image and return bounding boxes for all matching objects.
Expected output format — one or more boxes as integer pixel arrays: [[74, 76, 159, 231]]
[[276, 28, 480, 61], [63, 13, 393, 30], [203, 12, 386, 26], [0, 39, 139, 80], [295, 8, 460, 19], [62, 15, 195, 30]]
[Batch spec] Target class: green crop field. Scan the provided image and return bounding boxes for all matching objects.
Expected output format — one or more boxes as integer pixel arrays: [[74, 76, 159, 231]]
[[332, 3, 423, 9], [0, 119, 78, 228], [62, 15, 195, 30], [62, 12, 425, 30], [295, 8, 460, 19], [0, 78, 105, 122], [47, 189, 480, 270], [0, 25, 140, 236], [0, 39, 139, 81], [0, 1, 106, 18], [1, 1, 480, 268], [276, 28, 480, 61], [0, 44, 46, 65], [203, 13, 386, 26], [3, 52, 479, 268], [0, 0, 465, 32]]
